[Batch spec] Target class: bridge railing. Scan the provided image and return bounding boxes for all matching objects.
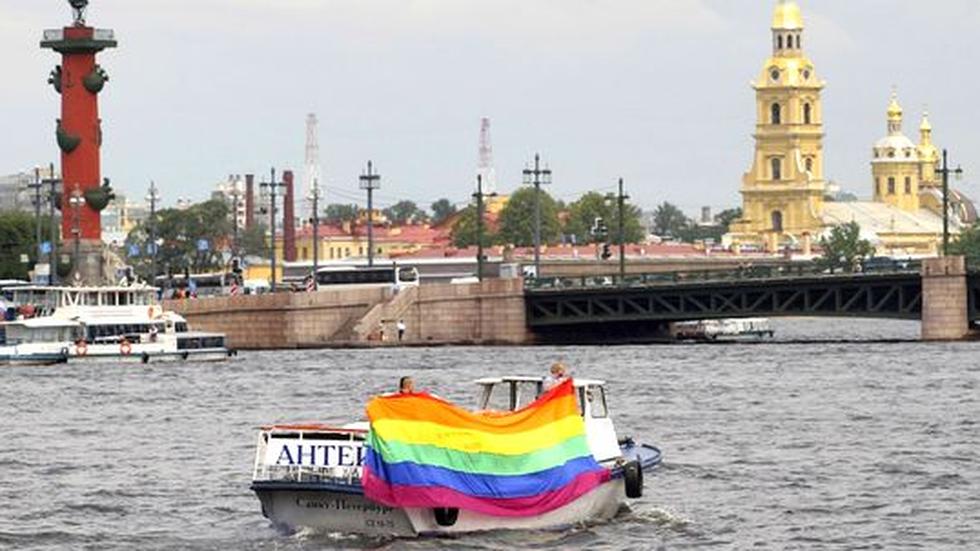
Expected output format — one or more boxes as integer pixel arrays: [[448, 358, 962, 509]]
[[525, 259, 922, 292]]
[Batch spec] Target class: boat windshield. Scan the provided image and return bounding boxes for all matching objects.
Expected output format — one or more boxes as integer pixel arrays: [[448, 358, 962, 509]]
[[479, 379, 547, 412]]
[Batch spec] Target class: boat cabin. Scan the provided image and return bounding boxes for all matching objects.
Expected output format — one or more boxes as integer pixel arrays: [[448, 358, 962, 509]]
[[474, 376, 622, 462], [5, 285, 158, 319]]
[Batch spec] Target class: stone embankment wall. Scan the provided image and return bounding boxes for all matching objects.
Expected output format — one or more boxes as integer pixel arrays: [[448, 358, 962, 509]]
[[403, 278, 528, 345], [163, 279, 530, 350]]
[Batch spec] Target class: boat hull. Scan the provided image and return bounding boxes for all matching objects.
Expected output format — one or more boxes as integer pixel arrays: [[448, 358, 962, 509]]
[[254, 486, 417, 537], [68, 348, 234, 364], [252, 479, 625, 537]]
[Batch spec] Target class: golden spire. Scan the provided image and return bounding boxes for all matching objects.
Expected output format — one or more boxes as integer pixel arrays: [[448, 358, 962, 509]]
[[887, 90, 903, 122], [920, 110, 932, 134], [772, 1, 804, 30]]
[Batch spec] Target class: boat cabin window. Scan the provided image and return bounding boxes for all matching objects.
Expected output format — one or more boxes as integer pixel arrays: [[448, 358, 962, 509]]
[[175, 322, 188, 333], [515, 381, 542, 410], [177, 335, 225, 350], [479, 380, 546, 412], [586, 386, 608, 418], [483, 384, 513, 412]]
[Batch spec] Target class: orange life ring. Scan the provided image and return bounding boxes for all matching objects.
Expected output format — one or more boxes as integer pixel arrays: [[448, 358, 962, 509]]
[[76, 341, 88, 356], [120, 340, 132, 356]]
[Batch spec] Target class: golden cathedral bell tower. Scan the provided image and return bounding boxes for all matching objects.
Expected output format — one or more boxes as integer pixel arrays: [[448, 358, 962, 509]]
[[729, 0, 826, 250]]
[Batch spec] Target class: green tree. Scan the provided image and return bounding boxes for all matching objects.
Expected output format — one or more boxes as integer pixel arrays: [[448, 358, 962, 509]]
[[949, 223, 980, 267], [450, 206, 497, 248], [818, 221, 875, 273], [239, 221, 269, 258], [430, 198, 457, 225], [323, 203, 359, 225], [0, 211, 65, 280], [497, 187, 561, 247], [0, 211, 38, 279], [652, 202, 691, 238], [383, 200, 428, 225], [564, 192, 645, 244], [127, 200, 232, 278], [716, 207, 743, 232]]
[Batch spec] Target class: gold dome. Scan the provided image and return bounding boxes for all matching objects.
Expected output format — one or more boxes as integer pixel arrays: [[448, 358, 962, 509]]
[[887, 92, 903, 121], [772, 1, 804, 30], [920, 111, 932, 132]]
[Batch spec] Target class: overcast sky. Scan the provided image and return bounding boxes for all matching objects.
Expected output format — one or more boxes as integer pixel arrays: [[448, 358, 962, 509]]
[[2, 1, 979, 214]]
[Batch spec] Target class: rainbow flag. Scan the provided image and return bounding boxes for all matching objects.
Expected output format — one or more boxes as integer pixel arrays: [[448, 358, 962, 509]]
[[362, 379, 610, 517]]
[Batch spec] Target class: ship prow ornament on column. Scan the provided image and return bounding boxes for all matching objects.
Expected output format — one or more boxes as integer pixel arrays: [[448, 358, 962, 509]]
[[41, 0, 118, 285]]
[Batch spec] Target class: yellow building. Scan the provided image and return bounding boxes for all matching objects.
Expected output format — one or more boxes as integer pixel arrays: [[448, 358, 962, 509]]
[[728, 0, 827, 251], [271, 223, 451, 264], [728, 1, 975, 256], [872, 94, 921, 212]]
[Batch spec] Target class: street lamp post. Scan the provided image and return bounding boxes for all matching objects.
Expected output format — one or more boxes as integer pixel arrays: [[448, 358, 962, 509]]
[[473, 174, 498, 282], [146, 181, 161, 281], [522, 154, 552, 278], [616, 178, 629, 283], [68, 185, 84, 282], [309, 179, 321, 280], [937, 149, 964, 257], [42, 163, 60, 284], [359, 161, 381, 267], [260, 168, 286, 291], [28, 168, 44, 269], [230, 176, 242, 259]]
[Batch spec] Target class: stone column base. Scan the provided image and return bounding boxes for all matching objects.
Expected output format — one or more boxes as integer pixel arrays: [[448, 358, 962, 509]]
[[921, 256, 969, 341], [66, 239, 107, 286]]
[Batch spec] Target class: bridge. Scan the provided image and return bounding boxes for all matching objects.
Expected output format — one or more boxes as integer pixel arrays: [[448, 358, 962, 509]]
[[525, 257, 980, 342]]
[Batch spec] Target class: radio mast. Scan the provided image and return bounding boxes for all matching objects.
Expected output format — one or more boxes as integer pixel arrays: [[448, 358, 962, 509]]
[[304, 113, 322, 219], [477, 117, 496, 195]]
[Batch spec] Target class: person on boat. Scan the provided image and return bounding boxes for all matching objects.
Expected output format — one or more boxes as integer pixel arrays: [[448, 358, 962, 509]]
[[398, 376, 415, 394], [396, 319, 406, 342], [544, 361, 569, 390]]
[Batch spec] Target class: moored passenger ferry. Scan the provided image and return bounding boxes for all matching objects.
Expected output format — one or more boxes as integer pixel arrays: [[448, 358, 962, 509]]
[[0, 284, 233, 365]]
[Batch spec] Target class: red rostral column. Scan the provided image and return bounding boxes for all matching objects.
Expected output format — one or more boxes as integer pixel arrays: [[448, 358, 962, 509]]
[[41, 2, 117, 248], [283, 170, 298, 262]]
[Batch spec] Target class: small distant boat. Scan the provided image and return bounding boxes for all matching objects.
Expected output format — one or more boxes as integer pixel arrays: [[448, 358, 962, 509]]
[[250, 377, 663, 537], [672, 318, 775, 342], [0, 284, 233, 365]]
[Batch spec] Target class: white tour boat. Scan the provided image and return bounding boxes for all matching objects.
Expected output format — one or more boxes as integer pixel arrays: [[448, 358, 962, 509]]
[[250, 376, 662, 537], [673, 318, 775, 342], [0, 284, 233, 365]]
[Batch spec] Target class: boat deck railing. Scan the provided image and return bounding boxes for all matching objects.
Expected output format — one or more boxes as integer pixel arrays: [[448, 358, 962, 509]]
[[525, 259, 923, 292]]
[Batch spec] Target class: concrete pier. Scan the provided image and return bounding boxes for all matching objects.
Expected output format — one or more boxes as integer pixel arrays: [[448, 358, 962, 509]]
[[921, 256, 971, 341]]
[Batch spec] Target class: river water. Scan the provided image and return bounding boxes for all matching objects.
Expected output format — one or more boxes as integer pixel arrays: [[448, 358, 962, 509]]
[[1, 318, 978, 550]]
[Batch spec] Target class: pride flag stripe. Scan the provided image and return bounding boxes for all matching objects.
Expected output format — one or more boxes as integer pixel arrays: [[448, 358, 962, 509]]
[[367, 394, 578, 432], [370, 415, 584, 456], [368, 434, 592, 476], [362, 467, 610, 518], [365, 449, 601, 498]]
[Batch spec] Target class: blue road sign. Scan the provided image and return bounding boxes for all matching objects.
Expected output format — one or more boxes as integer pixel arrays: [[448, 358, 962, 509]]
[[196, 239, 209, 252], [128, 244, 140, 257], [40, 241, 52, 254]]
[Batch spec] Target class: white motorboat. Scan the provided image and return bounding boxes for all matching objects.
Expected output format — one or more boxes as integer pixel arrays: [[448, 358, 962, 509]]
[[673, 318, 775, 342], [0, 284, 233, 365], [250, 376, 662, 537]]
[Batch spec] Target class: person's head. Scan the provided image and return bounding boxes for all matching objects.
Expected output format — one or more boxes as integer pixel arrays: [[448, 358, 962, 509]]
[[399, 376, 415, 393], [550, 362, 566, 378]]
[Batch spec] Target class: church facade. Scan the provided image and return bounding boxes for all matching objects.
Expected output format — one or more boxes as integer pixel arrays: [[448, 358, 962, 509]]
[[726, 1, 975, 256]]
